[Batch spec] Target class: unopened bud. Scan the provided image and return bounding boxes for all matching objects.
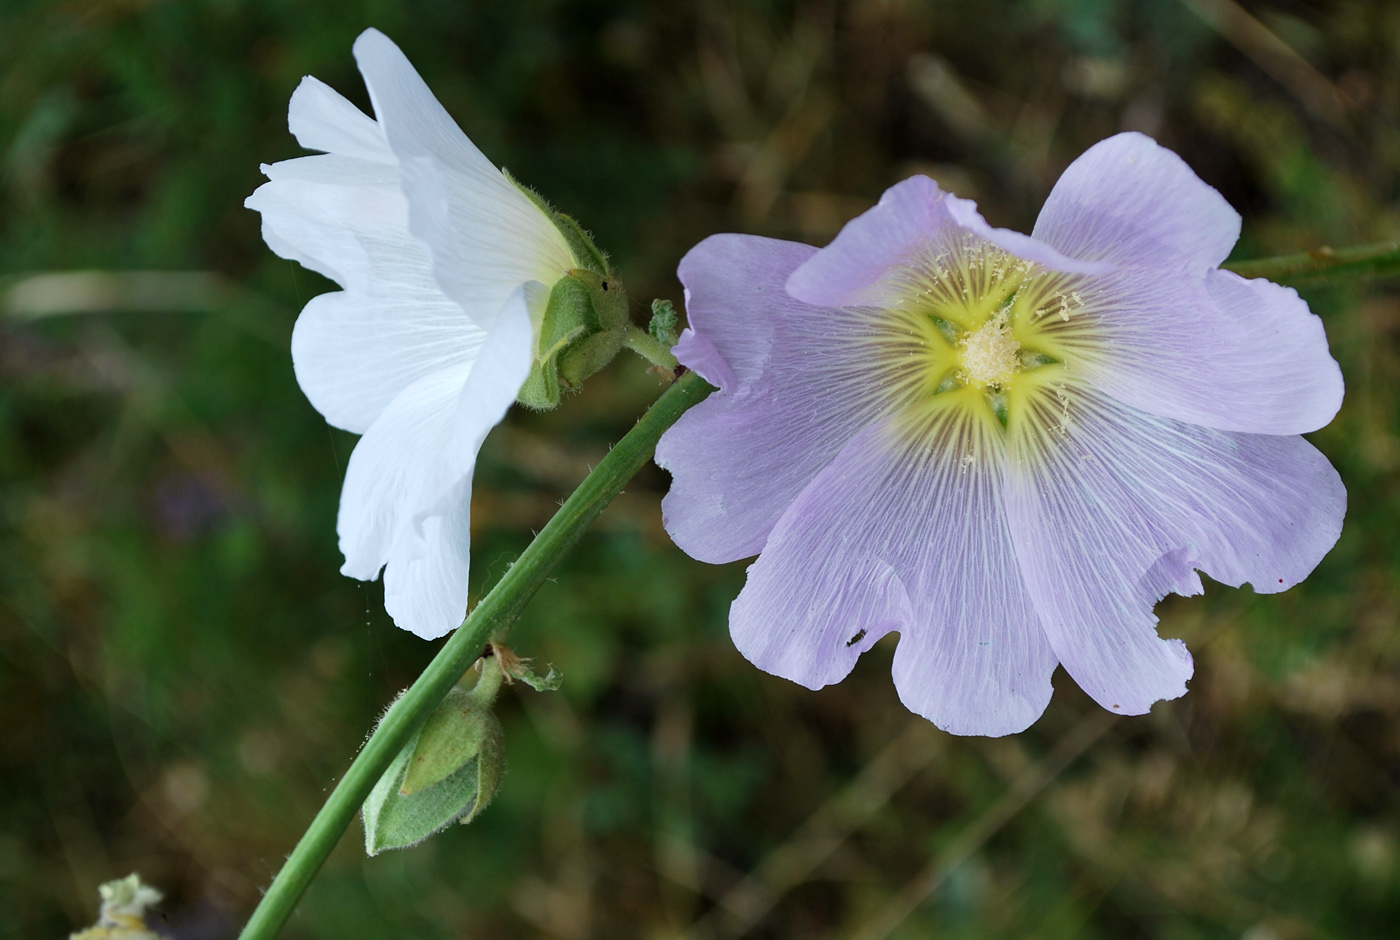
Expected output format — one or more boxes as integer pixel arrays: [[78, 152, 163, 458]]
[[70, 874, 167, 940], [362, 662, 507, 855], [649, 299, 679, 347]]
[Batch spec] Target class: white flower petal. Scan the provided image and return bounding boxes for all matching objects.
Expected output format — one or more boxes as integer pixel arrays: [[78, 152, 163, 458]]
[[351, 29, 575, 332], [286, 75, 394, 163], [249, 32, 577, 639], [382, 497, 474, 640], [290, 289, 485, 436], [337, 287, 534, 639], [247, 155, 401, 292], [250, 157, 486, 434], [337, 366, 468, 586]]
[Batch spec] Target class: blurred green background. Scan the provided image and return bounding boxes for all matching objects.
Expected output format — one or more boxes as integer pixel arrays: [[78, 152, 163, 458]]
[[2, 1, 1398, 938]]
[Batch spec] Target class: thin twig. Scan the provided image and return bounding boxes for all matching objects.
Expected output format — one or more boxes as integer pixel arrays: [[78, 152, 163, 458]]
[[1224, 240, 1400, 285], [1177, 0, 1353, 128], [678, 719, 943, 940], [846, 711, 1117, 940]]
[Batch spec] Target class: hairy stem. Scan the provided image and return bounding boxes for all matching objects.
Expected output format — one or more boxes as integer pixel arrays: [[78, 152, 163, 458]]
[[1225, 239, 1400, 284], [623, 323, 680, 372], [237, 370, 713, 940]]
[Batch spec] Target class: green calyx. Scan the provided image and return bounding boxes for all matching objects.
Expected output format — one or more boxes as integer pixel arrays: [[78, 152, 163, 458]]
[[517, 266, 630, 409], [361, 659, 507, 855], [505, 170, 631, 410]]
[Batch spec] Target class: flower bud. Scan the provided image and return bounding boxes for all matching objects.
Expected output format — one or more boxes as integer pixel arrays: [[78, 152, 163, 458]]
[[649, 298, 679, 347], [70, 874, 167, 940], [362, 663, 506, 855]]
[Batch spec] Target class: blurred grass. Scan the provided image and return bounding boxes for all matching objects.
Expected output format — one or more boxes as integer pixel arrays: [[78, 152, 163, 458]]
[[2, 1, 1398, 938]]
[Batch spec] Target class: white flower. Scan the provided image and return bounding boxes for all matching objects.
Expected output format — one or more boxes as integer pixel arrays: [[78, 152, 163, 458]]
[[246, 29, 578, 639]]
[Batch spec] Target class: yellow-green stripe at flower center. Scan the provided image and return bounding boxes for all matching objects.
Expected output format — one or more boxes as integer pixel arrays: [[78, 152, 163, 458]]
[[857, 235, 1088, 442]]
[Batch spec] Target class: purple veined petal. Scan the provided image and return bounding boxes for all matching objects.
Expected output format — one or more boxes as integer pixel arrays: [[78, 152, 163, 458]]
[[671, 326, 733, 390], [1065, 265, 1344, 435], [730, 405, 1058, 737], [785, 176, 1105, 311], [286, 76, 394, 164], [658, 236, 896, 564], [351, 29, 575, 333], [1032, 132, 1240, 269], [1003, 379, 1345, 715], [249, 156, 487, 435], [674, 234, 810, 392]]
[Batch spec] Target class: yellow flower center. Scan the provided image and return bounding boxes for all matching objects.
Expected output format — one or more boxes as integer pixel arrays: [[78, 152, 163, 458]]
[[859, 234, 1092, 445]]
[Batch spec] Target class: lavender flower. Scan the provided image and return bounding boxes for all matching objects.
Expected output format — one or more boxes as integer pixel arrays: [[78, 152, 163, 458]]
[[657, 133, 1346, 736]]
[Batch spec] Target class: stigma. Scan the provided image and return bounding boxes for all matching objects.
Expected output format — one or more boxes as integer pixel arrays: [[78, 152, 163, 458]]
[[958, 313, 1021, 388]]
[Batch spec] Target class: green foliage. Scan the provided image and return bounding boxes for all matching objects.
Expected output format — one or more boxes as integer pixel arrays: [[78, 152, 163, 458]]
[[3, 1, 1400, 939]]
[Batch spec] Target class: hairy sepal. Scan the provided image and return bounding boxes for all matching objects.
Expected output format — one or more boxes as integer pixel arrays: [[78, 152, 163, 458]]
[[362, 672, 506, 855], [517, 269, 630, 409]]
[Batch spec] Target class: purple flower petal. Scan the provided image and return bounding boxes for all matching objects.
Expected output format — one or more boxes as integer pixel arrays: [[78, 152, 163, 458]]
[[730, 411, 1058, 736], [659, 235, 895, 564], [671, 326, 733, 390], [1065, 266, 1344, 434], [786, 176, 1104, 311], [1004, 380, 1345, 714], [674, 234, 805, 392], [1032, 132, 1240, 268]]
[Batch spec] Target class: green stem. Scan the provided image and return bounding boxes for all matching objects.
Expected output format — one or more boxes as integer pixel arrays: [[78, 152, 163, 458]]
[[1224, 239, 1400, 285], [623, 323, 680, 372], [238, 370, 714, 940]]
